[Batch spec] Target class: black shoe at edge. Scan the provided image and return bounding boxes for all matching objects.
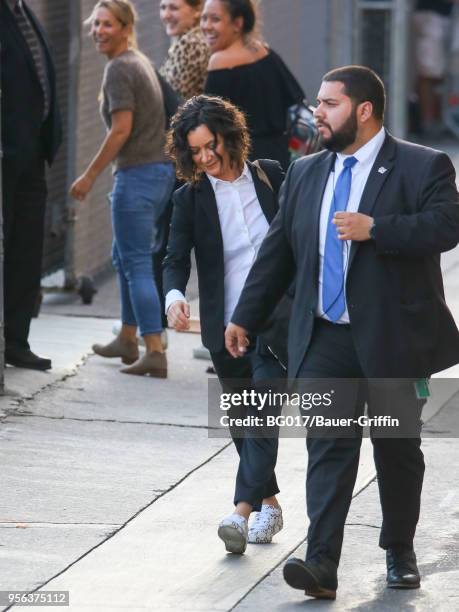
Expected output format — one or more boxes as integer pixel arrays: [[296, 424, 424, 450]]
[[5, 347, 52, 371], [283, 557, 337, 600], [386, 548, 420, 589]]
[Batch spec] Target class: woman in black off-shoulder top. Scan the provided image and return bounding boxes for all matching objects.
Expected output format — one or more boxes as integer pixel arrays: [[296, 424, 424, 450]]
[[201, 0, 304, 170]]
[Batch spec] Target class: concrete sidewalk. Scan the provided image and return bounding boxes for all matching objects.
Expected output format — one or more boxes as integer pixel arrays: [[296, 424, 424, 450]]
[[1, 143, 459, 611], [1, 282, 458, 612]]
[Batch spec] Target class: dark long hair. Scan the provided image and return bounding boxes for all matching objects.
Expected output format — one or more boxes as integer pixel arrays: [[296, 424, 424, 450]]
[[166, 95, 251, 183]]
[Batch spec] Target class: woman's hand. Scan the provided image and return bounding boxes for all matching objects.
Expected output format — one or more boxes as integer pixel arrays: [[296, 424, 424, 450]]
[[167, 300, 191, 331], [69, 110, 132, 202], [70, 173, 95, 201], [225, 322, 249, 358]]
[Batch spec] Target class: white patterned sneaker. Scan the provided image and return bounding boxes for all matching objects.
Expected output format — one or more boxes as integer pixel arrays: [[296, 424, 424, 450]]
[[248, 504, 283, 544], [217, 513, 248, 554]]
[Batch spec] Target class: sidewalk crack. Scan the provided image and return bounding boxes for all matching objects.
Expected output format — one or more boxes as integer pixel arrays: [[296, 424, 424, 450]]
[[0, 521, 121, 527], [1, 356, 90, 419], [8, 412, 220, 430], [2, 441, 233, 611], [228, 477, 378, 610]]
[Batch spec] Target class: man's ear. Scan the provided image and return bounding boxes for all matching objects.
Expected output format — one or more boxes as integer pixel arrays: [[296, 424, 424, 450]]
[[358, 101, 374, 124]]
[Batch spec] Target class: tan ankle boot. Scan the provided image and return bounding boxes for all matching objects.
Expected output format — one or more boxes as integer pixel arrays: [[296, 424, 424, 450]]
[[120, 351, 167, 378], [92, 336, 139, 365]]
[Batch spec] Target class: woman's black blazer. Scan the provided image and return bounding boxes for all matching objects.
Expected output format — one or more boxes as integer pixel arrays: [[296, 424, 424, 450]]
[[163, 160, 284, 352]]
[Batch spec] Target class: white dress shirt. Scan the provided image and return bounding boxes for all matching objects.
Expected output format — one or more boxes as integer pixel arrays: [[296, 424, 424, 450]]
[[166, 163, 270, 325], [317, 127, 386, 323]]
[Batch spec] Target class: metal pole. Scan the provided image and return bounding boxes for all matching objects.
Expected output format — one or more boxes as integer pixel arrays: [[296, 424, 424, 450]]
[[0, 42, 5, 394], [63, 0, 81, 290], [389, 0, 409, 137], [329, 0, 355, 69]]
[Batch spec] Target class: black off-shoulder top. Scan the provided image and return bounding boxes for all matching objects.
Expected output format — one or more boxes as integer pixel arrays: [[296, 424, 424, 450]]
[[204, 49, 304, 169]]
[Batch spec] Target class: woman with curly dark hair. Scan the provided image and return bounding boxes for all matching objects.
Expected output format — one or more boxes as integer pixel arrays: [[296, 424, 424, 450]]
[[164, 94, 286, 554]]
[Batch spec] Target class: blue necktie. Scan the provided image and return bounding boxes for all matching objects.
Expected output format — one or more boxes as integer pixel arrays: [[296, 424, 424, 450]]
[[322, 156, 358, 322]]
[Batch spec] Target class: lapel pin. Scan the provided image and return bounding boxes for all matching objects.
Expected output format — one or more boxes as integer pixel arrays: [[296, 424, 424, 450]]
[[378, 166, 387, 174]]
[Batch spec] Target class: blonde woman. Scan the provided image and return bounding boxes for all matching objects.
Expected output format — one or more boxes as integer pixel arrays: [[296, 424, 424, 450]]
[[159, 0, 209, 99], [70, 0, 175, 377]]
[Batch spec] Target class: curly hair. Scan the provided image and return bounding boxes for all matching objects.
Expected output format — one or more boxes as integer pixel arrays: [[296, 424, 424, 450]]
[[166, 95, 251, 183]]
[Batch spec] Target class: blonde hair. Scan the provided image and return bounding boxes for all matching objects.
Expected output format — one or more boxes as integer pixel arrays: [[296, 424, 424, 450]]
[[85, 0, 139, 49]]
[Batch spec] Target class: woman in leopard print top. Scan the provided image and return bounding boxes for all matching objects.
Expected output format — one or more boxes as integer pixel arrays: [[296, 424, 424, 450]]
[[159, 0, 210, 100]]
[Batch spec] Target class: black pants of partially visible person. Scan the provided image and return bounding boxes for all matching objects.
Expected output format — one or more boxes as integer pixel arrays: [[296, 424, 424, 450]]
[[211, 344, 285, 512], [152, 199, 173, 329], [297, 318, 425, 567], [2, 151, 47, 351], [153, 180, 180, 329]]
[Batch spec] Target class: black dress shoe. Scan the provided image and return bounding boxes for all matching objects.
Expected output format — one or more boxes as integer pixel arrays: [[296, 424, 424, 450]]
[[283, 557, 337, 599], [5, 347, 52, 371], [386, 548, 420, 589]]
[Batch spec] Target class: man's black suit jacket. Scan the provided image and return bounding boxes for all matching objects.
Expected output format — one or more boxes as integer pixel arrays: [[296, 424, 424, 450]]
[[0, 0, 62, 166], [163, 160, 284, 352], [231, 132, 459, 379]]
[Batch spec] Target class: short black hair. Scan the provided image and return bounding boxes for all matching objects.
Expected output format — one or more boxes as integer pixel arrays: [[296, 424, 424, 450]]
[[323, 65, 386, 120], [166, 95, 250, 183]]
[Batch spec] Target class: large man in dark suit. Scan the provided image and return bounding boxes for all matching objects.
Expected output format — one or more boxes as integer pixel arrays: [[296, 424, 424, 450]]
[[0, 0, 62, 369], [226, 66, 459, 598]]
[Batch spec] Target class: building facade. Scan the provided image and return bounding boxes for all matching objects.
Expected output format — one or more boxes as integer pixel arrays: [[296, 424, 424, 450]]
[[24, 0, 411, 282]]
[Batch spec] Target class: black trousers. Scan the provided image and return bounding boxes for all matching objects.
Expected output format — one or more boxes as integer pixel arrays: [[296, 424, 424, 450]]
[[210, 345, 285, 511], [2, 152, 47, 350], [152, 195, 174, 330], [298, 319, 425, 566]]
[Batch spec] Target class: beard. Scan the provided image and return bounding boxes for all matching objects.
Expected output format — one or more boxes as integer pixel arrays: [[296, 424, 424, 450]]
[[319, 109, 358, 153]]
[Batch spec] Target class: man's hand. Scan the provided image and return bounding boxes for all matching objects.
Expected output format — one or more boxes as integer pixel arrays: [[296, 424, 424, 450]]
[[225, 322, 249, 358], [333, 212, 373, 241], [167, 300, 190, 331], [70, 173, 95, 201]]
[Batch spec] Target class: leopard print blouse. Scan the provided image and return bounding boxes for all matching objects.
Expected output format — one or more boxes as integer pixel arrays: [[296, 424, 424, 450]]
[[159, 26, 210, 100]]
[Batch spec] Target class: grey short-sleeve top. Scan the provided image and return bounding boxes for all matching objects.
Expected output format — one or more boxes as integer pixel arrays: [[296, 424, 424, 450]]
[[101, 49, 167, 171]]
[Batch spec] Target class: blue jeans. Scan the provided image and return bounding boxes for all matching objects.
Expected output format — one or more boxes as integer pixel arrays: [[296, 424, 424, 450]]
[[111, 162, 175, 336]]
